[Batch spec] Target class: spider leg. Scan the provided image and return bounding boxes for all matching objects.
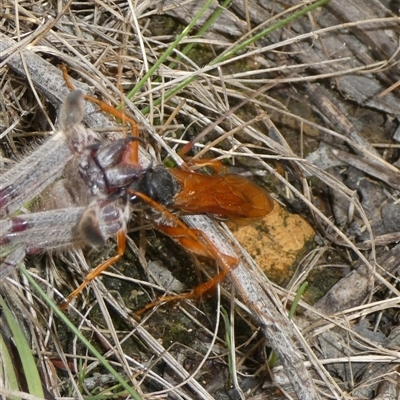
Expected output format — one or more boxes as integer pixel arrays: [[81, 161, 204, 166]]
[[0, 207, 86, 279], [0, 90, 90, 218], [0, 247, 26, 280], [61, 65, 139, 164]]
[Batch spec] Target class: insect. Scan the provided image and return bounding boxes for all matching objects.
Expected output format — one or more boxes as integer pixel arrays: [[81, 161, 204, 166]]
[[0, 84, 274, 313], [0, 90, 143, 292], [129, 164, 274, 314]]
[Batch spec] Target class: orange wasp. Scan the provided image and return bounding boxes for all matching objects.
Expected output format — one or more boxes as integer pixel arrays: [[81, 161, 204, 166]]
[[58, 68, 275, 312], [129, 162, 274, 314]]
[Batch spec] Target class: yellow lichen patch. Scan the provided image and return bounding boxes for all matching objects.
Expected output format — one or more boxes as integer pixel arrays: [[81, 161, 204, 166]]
[[232, 202, 315, 285]]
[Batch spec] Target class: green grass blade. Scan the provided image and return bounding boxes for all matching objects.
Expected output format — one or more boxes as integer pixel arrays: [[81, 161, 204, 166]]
[[0, 295, 43, 399], [18, 265, 143, 400], [213, 0, 330, 65], [288, 282, 308, 320], [0, 330, 21, 400], [168, 0, 232, 70], [126, 0, 215, 100], [141, 0, 330, 114]]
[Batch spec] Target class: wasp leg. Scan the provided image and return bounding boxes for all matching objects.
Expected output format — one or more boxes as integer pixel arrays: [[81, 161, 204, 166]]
[[60, 230, 126, 310], [131, 191, 238, 316]]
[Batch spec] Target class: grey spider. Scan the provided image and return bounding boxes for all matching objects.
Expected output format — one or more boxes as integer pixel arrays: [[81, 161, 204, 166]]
[[0, 90, 143, 294]]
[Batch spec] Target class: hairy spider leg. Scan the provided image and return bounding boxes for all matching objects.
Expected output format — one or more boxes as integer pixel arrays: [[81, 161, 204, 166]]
[[131, 191, 238, 316], [60, 230, 126, 310], [61, 65, 139, 164]]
